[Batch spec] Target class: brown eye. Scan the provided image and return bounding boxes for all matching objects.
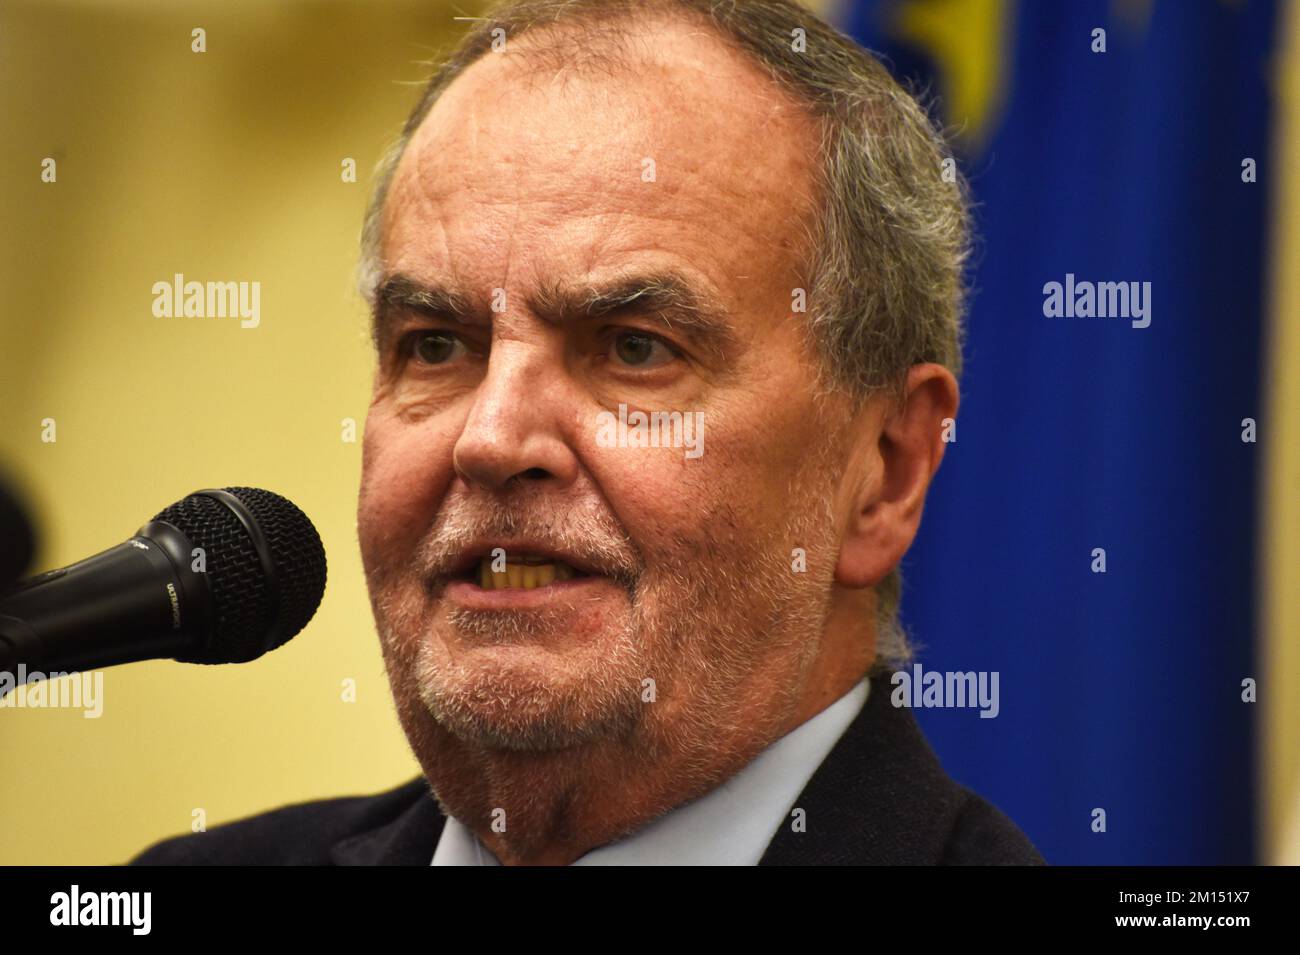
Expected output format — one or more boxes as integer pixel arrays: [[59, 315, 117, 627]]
[[612, 331, 674, 368], [410, 331, 462, 365]]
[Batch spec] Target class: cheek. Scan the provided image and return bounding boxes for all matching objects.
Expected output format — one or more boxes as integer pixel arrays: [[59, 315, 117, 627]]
[[589, 448, 695, 537], [357, 408, 458, 568], [582, 405, 803, 562]]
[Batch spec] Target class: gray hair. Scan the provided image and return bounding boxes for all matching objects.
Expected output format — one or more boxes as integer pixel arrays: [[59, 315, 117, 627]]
[[358, 0, 971, 673]]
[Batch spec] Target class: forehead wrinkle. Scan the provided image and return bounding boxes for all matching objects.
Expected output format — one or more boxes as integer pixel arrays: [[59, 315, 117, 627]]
[[393, 15, 818, 264]]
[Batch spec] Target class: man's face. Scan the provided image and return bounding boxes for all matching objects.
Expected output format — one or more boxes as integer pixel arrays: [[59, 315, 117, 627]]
[[358, 21, 852, 760]]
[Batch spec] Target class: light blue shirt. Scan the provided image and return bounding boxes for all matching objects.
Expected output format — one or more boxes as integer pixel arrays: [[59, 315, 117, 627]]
[[431, 676, 870, 865]]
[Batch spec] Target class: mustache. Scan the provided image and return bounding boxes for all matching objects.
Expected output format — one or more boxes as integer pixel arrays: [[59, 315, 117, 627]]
[[412, 491, 644, 592]]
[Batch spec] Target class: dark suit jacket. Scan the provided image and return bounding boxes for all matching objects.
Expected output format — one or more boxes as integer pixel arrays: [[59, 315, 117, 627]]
[[130, 672, 1045, 865]]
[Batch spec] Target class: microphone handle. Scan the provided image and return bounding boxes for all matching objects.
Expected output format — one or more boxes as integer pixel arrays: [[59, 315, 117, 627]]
[[0, 522, 211, 688]]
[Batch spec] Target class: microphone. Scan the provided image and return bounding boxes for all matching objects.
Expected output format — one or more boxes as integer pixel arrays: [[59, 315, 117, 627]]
[[0, 487, 326, 690]]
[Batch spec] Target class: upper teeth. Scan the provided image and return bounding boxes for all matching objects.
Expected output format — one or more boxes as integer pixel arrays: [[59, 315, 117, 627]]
[[477, 557, 576, 590]]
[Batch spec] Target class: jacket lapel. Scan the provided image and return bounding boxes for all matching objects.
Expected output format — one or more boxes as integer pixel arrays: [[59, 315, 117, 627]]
[[330, 780, 447, 865], [758, 671, 966, 865]]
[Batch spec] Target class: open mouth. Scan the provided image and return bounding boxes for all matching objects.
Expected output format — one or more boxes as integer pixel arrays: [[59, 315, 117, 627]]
[[453, 553, 591, 591]]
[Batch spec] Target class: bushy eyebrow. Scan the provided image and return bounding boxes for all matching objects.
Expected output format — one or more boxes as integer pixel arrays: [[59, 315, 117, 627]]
[[371, 270, 740, 362], [371, 274, 475, 350], [531, 271, 740, 361]]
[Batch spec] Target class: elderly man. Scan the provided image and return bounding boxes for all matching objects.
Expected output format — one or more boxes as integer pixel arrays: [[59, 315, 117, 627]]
[[133, 0, 1043, 866]]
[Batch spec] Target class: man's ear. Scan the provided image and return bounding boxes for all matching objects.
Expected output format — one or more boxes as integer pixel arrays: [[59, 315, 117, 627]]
[[835, 363, 959, 588]]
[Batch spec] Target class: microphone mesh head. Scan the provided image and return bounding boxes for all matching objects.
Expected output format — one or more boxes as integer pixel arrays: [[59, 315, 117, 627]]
[[151, 487, 327, 664]]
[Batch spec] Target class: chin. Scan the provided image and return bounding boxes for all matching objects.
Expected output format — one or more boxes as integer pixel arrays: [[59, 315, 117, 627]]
[[409, 626, 646, 752]]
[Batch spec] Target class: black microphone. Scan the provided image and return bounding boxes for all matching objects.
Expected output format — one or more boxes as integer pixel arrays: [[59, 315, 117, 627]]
[[0, 487, 327, 690]]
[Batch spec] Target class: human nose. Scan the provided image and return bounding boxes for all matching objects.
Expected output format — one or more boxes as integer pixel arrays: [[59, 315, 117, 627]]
[[451, 339, 581, 491]]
